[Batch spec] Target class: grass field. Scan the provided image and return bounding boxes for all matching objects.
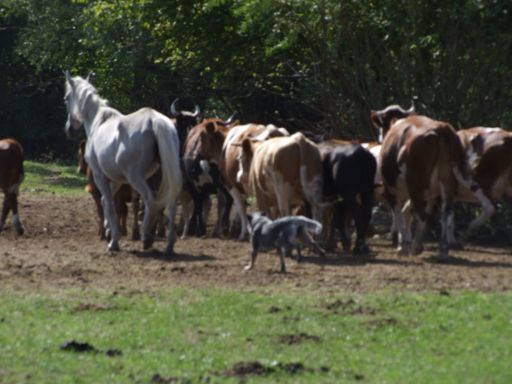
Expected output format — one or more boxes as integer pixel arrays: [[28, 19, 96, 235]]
[[1, 288, 511, 383], [0, 161, 511, 383]]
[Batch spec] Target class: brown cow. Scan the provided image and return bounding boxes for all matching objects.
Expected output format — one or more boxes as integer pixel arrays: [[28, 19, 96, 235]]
[[371, 104, 472, 258], [455, 127, 511, 238], [0, 138, 24, 236], [238, 132, 324, 223], [188, 122, 289, 239]]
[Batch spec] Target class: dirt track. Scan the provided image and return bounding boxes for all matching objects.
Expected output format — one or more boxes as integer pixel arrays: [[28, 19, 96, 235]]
[[1, 194, 511, 293]]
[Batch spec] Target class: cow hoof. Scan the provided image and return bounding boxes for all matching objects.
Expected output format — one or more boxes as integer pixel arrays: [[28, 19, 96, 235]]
[[163, 245, 175, 258], [108, 241, 120, 252], [143, 237, 154, 250], [244, 264, 253, 271], [449, 241, 464, 250], [397, 246, 410, 256], [411, 245, 424, 255], [15, 226, 24, 236]]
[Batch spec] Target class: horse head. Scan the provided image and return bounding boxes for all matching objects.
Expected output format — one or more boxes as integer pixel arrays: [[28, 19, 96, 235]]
[[63, 71, 86, 135]]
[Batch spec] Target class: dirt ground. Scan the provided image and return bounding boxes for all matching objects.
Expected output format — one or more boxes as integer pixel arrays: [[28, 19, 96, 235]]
[[0, 194, 511, 294]]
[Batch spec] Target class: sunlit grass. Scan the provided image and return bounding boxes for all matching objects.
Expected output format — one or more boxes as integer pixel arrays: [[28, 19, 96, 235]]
[[22, 160, 86, 196], [0, 288, 510, 383]]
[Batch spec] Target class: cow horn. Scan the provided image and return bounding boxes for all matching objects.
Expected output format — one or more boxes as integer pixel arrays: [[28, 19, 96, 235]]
[[224, 112, 238, 125], [407, 99, 416, 113], [170, 98, 180, 116], [192, 103, 201, 117]]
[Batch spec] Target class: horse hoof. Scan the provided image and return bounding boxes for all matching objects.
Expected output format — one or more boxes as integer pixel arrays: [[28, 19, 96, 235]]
[[164, 245, 175, 257], [15, 226, 24, 236]]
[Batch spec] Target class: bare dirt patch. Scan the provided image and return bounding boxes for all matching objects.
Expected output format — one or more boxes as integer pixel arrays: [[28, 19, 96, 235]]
[[0, 194, 511, 294]]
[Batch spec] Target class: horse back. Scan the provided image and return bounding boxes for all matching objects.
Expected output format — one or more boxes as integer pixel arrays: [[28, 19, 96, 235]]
[[0, 138, 24, 192]]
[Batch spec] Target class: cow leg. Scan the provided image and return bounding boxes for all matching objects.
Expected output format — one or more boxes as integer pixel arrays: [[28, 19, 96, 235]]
[[394, 202, 411, 255], [411, 198, 434, 256], [191, 190, 207, 237], [180, 193, 194, 239], [230, 187, 249, 240], [353, 192, 373, 256], [334, 203, 352, 254], [90, 184, 106, 240], [116, 194, 128, 236], [213, 189, 231, 237], [464, 189, 495, 240]]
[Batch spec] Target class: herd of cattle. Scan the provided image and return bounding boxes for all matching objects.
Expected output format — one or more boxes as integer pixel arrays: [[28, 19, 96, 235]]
[[1, 100, 511, 265]]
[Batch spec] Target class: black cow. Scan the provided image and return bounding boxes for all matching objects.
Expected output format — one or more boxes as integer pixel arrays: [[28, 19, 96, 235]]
[[318, 140, 376, 257], [181, 117, 238, 237]]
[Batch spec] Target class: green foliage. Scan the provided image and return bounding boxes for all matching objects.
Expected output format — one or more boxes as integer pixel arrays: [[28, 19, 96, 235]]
[[0, 288, 510, 383], [0, 0, 511, 159]]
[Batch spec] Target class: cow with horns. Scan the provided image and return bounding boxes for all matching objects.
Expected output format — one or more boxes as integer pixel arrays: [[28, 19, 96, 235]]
[[370, 103, 480, 258]]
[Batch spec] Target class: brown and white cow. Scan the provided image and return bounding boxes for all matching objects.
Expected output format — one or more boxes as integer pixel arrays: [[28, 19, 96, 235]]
[[371, 104, 473, 258], [188, 121, 289, 239], [238, 132, 324, 223], [455, 127, 512, 238]]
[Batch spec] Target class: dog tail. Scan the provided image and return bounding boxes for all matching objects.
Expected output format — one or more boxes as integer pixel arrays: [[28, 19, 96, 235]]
[[295, 216, 323, 235]]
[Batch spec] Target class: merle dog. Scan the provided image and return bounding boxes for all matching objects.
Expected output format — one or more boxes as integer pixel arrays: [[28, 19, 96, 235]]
[[246, 212, 325, 273]]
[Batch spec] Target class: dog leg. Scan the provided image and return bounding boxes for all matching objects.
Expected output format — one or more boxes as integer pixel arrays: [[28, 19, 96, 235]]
[[244, 249, 258, 271], [279, 247, 287, 273], [297, 226, 326, 257]]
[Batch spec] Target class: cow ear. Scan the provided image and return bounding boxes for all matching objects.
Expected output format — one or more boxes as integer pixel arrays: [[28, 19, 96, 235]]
[[242, 138, 253, 154], [205, 122, 215, 134]]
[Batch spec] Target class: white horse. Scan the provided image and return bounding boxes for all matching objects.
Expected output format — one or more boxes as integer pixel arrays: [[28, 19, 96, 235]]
[[63, 71, 182, 255]]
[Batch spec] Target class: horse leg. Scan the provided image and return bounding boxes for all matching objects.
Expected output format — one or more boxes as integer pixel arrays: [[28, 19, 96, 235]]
[[94, 174, 122, 252], [131, 191, 141, 241], [0, 191, 10, 233], [9, 192, 23, 236]]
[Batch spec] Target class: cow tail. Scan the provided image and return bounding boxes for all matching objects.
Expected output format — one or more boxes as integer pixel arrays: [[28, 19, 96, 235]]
[[297, 134, 323, 206], [152, 119, 183, 208]]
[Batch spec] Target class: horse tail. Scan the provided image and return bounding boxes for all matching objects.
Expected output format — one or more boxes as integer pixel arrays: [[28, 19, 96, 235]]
[[152, 116, 183, 207]]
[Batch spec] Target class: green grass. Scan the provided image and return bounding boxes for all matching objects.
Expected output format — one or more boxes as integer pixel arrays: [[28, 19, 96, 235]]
[[0, 288, 510, 383], [22, 160, 86, 195]]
